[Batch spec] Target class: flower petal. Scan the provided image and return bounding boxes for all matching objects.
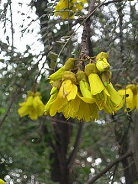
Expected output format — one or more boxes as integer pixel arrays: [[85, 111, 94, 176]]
[[89, 73, 104, 95]]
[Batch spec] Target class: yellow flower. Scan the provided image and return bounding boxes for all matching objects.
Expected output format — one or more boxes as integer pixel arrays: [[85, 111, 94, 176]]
[[96, 52, 110, 72], [49, 78, 77, 116], [46, 71, 77, 116], [117, 84, 138, 111], [0, 179, 5, 184], [86, 67, 121, 113], [55, 0, 87, 19], [45, 69, 98, 122], [18, 91, 45, 120], [126, 84, 138, 110]]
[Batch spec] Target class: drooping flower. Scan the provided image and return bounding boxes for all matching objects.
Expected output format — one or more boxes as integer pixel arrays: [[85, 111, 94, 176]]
[[44, 53, 124, 122], [18, 91, 45, 120], [84, 62, 122, 113], [46, 71, 78, 116], [117, 84, 138, 111], [54, 0, 87, 19], [45, 69, 99, 122]]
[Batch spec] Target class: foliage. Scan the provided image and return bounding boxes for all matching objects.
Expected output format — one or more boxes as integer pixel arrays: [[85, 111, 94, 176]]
[[0, 0, 138, 184]]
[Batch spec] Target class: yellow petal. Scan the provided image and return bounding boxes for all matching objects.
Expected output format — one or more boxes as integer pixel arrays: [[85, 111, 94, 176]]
[[26, 96, 33, 106], [49, 65, 65, 80], [29, 108, 38, 120], [106, 83, 122, 105], [118, 88, 135, 111], [89, 103, 99, 120], [50, 87, 57, 95], [77, 92, 95, 104], [80, 80, 93, 98], [18, 105, 29, 117], [125, 88, 135, 111], [64, 80, 72, 94], [77, 101, 90, 122], [44, 92, 57, 115], [50, 97, 67, 116], [63, 96, 80, 118], [0, 179, 5, 184], [94, 91, 106, 110], [58, 79, 72, 98], [33, 96, 44, 109], [89, 73, 104, 95], [67, 84, 77, 101]]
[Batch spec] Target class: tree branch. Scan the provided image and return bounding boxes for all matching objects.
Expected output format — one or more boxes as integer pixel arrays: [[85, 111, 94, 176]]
[[67, 122, 84, 170], [85, 151, 133, 184], [102, 0, 124, 6]]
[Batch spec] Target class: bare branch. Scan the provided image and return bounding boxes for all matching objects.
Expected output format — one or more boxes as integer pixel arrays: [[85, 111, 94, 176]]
[[67, 122, 84, 169], [102, 0, 124, 6], [85, 151, 133, 184]]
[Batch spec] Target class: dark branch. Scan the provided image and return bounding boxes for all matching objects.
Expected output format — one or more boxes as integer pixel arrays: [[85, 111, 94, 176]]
[[67, 122, 84, 169], [85, 151, 133, 184], [102, 0, 124, 6]]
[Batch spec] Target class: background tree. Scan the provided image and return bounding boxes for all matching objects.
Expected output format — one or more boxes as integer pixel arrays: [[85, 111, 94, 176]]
[[0, 0, 137, 184]]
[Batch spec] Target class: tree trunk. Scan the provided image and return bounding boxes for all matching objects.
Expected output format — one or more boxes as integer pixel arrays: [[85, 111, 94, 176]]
[[52, 114, 72, 184]]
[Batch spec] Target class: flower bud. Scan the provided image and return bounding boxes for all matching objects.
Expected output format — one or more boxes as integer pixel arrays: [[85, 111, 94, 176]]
[[115, 84, 123, 89], [85, 63, 99, 76], [76, 70, 87, 82], [51, 80, 61, 89], [65, 58, 77, 70], [62, 71, 76, 83], [96, 52, 109, 61], [96, 58, 110, 72], [49, 65, 65, 80]]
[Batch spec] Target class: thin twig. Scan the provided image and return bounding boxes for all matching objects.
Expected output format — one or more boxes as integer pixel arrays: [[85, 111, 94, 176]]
[[102, 0, 124, 6], [85, 151, 133, 184]]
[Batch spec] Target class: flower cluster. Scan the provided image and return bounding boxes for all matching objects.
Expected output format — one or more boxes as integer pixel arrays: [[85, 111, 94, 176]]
[[18, 91, 45, 120], [54, 0, 87, 19], [117, 84, 138, 111], [44, 52, 122, 122]]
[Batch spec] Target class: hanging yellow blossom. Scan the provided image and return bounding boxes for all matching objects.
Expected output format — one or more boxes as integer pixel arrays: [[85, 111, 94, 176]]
[[55, 0, 87, 19], [84, 59, 122, 113], [117, 84, 138, 111], [44, 53, 124, 122], [46, 71, 78, 116], [18, 91, 45, 120]]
